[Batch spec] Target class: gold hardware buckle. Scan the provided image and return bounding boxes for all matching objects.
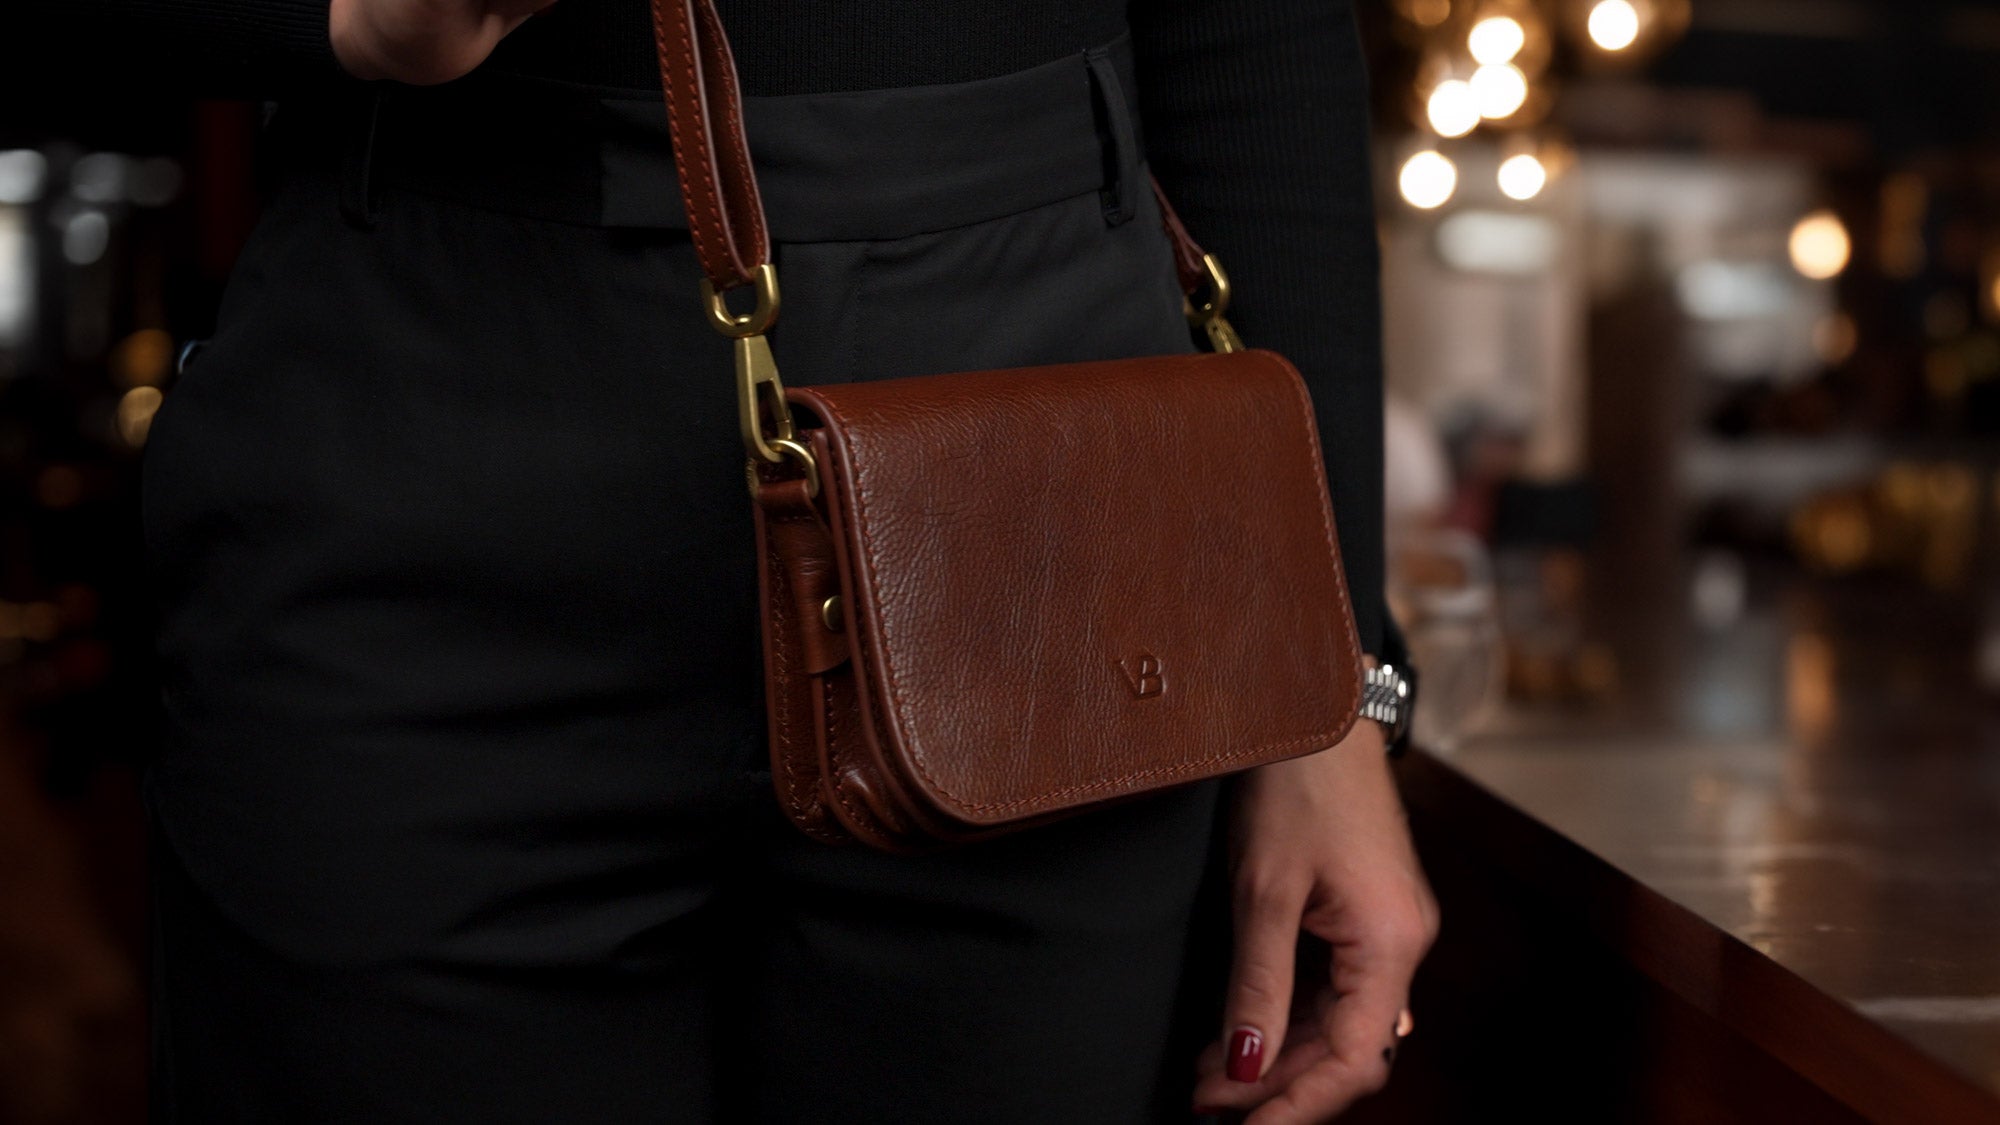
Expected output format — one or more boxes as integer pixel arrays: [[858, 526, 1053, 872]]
[[733, 330, 794, 464], [743, 441, 821, 501], [701, 264, 821, 496], [1182, 252, 1245, 354], [701, 263, 780, 338], [767, 437, 820, 499]]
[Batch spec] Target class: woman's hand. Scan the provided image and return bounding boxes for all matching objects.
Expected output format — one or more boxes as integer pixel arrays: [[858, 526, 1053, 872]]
[[329, 0, 553, 84], [1193, 720, 1441, 1123]]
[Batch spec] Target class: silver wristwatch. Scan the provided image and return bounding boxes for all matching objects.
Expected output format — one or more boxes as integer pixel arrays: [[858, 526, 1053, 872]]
[[1361, 662, 1414, 758]]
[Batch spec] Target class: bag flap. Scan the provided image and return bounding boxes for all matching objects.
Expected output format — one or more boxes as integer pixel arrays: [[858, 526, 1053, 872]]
[[789, 348, 1362, 827]]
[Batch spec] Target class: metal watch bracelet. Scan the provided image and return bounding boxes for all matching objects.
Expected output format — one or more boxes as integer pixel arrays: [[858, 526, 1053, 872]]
[[1361, 661, 1415, 759]]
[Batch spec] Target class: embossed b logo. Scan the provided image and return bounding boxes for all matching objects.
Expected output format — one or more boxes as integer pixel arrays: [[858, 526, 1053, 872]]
[[1119, 654, 1166, 699]]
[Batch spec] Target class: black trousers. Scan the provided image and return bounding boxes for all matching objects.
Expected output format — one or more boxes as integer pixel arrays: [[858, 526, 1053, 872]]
[[143, 33, 1234, 1123]]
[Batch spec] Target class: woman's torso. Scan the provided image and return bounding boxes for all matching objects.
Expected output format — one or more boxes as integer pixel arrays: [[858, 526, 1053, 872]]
[[487, 0, 1130, 94]]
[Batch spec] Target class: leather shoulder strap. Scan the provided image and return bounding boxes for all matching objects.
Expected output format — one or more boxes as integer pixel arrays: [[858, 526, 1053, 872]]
[[1148, 178, 1213, 298], [650, 0, 1215, 298], [652, 0, 770, 291]]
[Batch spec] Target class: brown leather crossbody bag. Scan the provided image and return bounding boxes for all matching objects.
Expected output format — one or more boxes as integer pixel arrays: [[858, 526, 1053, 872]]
[[651, 0, 1363, 851]]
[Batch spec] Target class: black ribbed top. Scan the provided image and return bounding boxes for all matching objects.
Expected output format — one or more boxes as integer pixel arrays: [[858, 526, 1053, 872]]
[[9, 0, 1388, 651], [494, 0, 1132, 95]]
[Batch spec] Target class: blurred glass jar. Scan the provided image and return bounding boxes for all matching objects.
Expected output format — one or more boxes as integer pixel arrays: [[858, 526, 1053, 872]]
[[1388, 528, 1503, 755]]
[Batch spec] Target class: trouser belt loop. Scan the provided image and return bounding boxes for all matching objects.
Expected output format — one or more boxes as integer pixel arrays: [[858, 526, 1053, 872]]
[[339, 88, 386, 230], [1083, 46, 1139, 228]]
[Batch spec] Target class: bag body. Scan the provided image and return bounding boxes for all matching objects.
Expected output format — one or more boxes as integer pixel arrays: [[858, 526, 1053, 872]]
[[650, 0, 1364, 849], [758, 351, 1362, 849]]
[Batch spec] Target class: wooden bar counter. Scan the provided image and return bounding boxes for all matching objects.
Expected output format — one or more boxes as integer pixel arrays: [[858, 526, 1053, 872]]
[[1342, 584, 2000, 1123]]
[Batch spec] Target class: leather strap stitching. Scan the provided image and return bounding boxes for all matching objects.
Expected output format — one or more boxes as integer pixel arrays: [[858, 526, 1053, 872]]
[[695, 0, 769, 271], [653, 0, 757, 289]]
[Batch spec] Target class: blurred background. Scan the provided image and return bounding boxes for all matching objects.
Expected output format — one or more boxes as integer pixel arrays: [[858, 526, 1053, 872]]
[[4, 0, 2000, 1120], [1367, 0, 2000, 752]]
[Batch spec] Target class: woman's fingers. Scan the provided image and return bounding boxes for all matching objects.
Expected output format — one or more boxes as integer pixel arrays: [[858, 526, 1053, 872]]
[[1191, 1018, 1332, 1112], [1239, 954, 1412, 1124], [1203, 728, 1440, 1120], [1190, 878, 1313, 1113], [1219, 873, 1308, 1086]]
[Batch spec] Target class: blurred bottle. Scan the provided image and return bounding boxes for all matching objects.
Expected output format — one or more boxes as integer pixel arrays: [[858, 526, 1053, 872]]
[[1389, 527, 1502, 755], [1384, 396, 1506, 752]]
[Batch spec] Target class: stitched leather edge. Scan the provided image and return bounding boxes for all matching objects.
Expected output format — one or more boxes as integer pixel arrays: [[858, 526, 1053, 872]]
[[652, 0, 760, 289], [757, 494, 849, 844]]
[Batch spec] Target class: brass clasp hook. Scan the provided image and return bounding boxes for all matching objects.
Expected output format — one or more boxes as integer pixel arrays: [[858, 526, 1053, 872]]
[[1182, 252, 1245, 354], [701, 264, 820, 497]]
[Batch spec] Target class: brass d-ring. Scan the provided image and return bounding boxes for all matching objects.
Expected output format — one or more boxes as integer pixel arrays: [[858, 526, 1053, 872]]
[[768, 436, 821, 499], [702, 263, 780, 339]]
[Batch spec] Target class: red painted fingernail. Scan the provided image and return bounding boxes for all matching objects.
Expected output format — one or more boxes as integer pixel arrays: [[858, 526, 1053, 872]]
[[1226, 1026, 1263, 1083]]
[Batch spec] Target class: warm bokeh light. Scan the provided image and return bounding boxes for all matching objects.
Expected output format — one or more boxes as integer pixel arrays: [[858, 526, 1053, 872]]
[[111, 328, 174, 387], [1879, 172, 1928, 280], [1468, 16, 1527, 65], [1471, 63, 1529, 119], [1497, 153, 1548, 200], [1587, 0, 1641, 51], [1792, 495, 1872, 572], [1786, 633, 1836, 742], [1426, 79, 1481, 138], [1399, 151, 1458, 210], [117, 386, 164, 447], [1396, 0, 1454, 28], [1789, 210, 1852, 280]]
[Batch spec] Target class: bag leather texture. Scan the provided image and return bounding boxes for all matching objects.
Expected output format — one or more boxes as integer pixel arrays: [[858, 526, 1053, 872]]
[[653, 0, 1364, 851]]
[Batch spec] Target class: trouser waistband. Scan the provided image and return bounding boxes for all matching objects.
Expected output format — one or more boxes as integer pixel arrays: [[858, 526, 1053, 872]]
[[288, 29, 1148, 240]]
